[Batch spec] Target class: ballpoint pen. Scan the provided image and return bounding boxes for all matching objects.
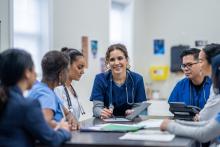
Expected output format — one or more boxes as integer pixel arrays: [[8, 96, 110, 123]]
[[109, 104, 116, 119]]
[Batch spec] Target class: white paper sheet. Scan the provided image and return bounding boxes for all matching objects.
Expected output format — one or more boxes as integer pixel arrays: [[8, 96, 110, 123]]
[[137, 119, 163, 128], [119, 130, 175, 142], [103, 117, 131, 122]]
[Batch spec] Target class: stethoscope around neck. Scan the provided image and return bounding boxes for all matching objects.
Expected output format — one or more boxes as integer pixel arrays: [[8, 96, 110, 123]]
[[109, 70, 135, 108], [63, 84, 86, 115]]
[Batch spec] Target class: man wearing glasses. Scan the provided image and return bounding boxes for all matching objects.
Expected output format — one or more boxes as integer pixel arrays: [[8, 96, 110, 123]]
[[168, 48, 212, 109]]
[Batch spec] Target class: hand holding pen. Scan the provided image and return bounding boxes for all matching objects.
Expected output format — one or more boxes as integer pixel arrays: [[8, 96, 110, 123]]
[[100, 105, 115, 119]]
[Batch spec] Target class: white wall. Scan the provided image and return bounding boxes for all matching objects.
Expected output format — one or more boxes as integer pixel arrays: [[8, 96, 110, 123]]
[[53, 0, 110, 120], [2, 0, 220, 119], [0, 0, 10, 51], [133, 0, 220, 99]]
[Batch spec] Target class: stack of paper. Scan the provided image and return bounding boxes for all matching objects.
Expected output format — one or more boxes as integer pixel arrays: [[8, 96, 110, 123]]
[[120, 130, 175, 142], [103, 117, 131, 122]]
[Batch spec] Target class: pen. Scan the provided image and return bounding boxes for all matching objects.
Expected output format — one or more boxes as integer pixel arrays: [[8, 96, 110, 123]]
[[108, 104, 116, 119], [112, 114, 116, 120]]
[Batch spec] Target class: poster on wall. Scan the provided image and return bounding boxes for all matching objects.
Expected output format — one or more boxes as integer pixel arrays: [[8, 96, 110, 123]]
[[91, 40, 98, 58], [100, 57, 105, 73], [82, 36, 89, 68], [153, 39, 165, 55]]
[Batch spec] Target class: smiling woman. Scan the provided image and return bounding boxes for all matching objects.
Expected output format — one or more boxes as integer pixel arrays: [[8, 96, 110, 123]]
[[90, 43, 147, 119]]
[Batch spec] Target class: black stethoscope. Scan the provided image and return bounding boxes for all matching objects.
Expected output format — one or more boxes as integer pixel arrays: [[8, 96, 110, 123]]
[[63, 84, 86, 115], [109, 70, 135, 108], [189, 79, 207, 107]]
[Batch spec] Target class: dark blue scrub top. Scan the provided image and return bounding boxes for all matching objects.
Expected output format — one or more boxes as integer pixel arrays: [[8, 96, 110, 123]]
[[168, 76, 212, 109], [90, 70, 147, 116]]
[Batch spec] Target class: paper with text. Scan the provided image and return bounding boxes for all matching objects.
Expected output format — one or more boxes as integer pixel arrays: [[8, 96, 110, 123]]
[[120, 130, 175, 141]]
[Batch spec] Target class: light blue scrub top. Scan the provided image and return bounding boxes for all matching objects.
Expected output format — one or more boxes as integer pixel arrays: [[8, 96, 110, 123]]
[[28, 81, 63, 121]]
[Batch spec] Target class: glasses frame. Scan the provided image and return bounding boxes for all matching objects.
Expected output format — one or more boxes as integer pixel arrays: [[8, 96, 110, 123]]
[[180, 62, 199, 70]]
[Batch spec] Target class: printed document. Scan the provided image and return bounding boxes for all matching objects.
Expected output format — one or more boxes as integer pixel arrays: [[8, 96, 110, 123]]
[[120, 130, 175, 142]]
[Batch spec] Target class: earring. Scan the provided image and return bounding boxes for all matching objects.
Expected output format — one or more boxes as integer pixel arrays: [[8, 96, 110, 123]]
[[126, 64, 131, 69], [106, 64, 110, 70], [58, 75, 62, 85]]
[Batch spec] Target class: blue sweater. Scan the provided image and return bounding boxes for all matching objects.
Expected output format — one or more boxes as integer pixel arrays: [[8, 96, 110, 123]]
[[0, 86, 71, 147]]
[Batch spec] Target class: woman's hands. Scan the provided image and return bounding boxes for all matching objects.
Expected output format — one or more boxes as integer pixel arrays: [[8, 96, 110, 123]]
[[66, 112, 80, 130], [193, 114, 200, 121], [100, 108, 113, 119], [160, 119, 171, 131], [125, 109, 134, 116], [54, 118, 70, 131], [100, 108, 135, 119]]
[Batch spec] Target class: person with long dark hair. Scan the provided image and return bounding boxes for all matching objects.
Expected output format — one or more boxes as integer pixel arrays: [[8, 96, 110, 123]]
[[0, 49, 71, 146], [195, 43, 220, 121], [55, 47, 86, 121], [28, 50, 79, 130]]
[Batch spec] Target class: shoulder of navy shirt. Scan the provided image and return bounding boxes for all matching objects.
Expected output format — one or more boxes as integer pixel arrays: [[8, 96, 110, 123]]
[[0, 86, 71, 147], [90, 70, 146, 102], [168, 76, 212, 109]]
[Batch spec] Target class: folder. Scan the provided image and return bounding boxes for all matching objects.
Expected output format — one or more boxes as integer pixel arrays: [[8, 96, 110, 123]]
[[80, 123, 144, 133]]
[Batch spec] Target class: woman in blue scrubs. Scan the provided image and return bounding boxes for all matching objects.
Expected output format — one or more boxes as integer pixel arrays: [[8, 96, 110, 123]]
[[90, 43, 147, 119]]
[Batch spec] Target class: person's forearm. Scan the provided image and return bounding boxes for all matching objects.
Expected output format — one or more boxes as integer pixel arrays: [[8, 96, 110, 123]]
[[176, 119, 208, 126], [167, 119, 220, 143], [199, 98, 220, 121], [93, 101, 104, 117]]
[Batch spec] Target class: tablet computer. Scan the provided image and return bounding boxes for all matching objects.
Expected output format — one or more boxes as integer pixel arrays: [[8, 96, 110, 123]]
[[126, 102, 151, 120]]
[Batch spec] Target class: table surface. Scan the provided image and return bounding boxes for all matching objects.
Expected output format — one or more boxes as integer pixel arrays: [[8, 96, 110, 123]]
[[62, 117, 196, 147]]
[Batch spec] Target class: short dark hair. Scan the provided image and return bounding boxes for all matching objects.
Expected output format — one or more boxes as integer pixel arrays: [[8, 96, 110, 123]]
[[0, 49, 34, 112], [180, 48, 200, 61], [41, 50, 69, 82], [203, 43, 220, 64], [211, 54, 220, 94], [61, 47, 83, 64]]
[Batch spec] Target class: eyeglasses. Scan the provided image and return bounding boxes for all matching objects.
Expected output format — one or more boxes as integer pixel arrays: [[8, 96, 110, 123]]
[[180, 62, 198, 70]]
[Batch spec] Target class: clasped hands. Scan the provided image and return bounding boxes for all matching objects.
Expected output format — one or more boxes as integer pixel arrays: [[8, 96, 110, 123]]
[[100, 108, 134, 119]]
